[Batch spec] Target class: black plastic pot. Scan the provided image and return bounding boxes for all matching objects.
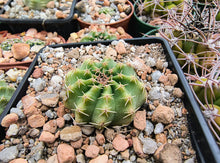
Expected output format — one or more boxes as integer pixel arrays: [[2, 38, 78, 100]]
[[0, 0, 78, 40], [0, 37, 220, 162], [128, 0, 159, 37]]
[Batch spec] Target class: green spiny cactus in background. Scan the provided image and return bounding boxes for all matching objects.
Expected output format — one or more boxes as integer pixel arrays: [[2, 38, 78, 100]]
[[0, 80, 15, 115], [80, 31, 117, 42], [23, 0, 51, 10], [64, 58, 147, 128]]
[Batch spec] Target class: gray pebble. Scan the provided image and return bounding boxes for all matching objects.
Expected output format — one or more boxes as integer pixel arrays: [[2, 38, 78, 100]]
[[6, 124, 19, 137], [10, 107, 24, 118], [0, 146, 18, 162], [145, 120, 154, 136], [154, 123, 164, 134]]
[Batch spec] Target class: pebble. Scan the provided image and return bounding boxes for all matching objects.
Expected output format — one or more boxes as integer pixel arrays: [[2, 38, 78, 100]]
[[60, 126, 82, 142], [9, 158, 28, 163], [32, 68, 44, 79], [112, 134, 129, 152], [31, 78, 46, 92], [173, 87, 184, 98], [89, 154, 108, 163], [85, 145, 100, 158], [6, 124, 19, 137], [76, 153, 85, 163], [26, 142, 44, 162], [120, 149, 130, 160], [96, 133, 105, 146], [115, 41, 127, 55], [47, 154, 58, 163], [39, 131, 56, 143], [152, 105, 175, 124], [0, 146, 18, 162], [155, 133, 167, 144], [40, 93, 59, 107], [28, 114, 45, 128], [70, 137, 83, 149], [154, 123, 164, 134], [1, 113, 19, 127], [151, 70, 163, 82], [11, 43, 30, 60], [10, 107, 25, 118], [81, 126, 95, 136], [138, 133, 157, 154], [57, 143, 76, 163], [43, 120, 57, 133], [154, 143, 182, 163], [168, 74, 178, 86], [133, 110, 146, 131], [56, 117, 65, 128], [144, 120, 154, 136], [28, 128, 40, 138], [132, 136, 144, 157]]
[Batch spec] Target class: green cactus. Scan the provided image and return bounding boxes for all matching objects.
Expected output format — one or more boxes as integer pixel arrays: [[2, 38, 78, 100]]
[[23, 0, 51, 10], [0, 80, 15, 115], [64, 58, 147, 128], [80, 31, 117, 42]]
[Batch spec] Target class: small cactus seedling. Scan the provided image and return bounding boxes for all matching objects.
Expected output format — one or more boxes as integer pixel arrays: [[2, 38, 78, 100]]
[[64, 58, 147, 128], [23, 0, 51, 10], [0, 80, 15, 115], [80, 31, 117, 42]]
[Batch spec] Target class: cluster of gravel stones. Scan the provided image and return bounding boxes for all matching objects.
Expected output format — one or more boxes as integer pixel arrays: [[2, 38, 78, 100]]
[[0, 40, 197, 162], [76, 0, 132, 24], [1, 0, 73, 19]]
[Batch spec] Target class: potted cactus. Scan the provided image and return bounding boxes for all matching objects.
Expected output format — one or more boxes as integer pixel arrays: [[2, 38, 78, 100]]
[[0, 38, 202, 162], [130, 0, 184, 37], [155, 0, 220, 159], [67, 25, 132, 43], [0, 0, 77, 39]]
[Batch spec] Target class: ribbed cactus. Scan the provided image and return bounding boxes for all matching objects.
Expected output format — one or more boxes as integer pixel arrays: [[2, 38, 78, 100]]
[[64, 58, 147, 128], [0, 80, 15, 115], [23, 0, 51, 10]]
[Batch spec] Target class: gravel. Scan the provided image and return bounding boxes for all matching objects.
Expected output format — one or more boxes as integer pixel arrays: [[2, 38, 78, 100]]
[[0, 40, 197, 162]]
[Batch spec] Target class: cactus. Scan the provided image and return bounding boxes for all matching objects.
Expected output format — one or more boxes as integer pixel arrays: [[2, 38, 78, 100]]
[[80, 31, 117, 42], [23, 0, 51, 10], [0, 80, 15, 115], [64, 58, 147, 128]]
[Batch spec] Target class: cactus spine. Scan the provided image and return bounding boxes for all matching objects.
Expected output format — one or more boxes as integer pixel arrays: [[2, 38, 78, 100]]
[[64, 58, 147, 128], [0, 80, 15, 114]]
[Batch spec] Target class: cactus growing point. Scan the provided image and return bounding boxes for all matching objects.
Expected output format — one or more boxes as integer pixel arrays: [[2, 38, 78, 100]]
[[64, 58, 147, 128]]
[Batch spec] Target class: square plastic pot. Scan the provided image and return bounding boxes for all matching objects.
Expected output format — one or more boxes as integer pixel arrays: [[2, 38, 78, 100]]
[[0, 37, 220, 162], [0, 0, 78, 40]]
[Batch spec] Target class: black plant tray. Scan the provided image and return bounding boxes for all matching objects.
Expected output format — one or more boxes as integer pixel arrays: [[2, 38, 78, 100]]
[[0, 37, 220, 162], [0, 0, 78, 40]]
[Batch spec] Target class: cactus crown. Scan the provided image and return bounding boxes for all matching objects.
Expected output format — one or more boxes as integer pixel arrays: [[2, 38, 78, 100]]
[[23, 0, 51, 10], [0, 80, 15, 115], [64, 58, 147, 129]]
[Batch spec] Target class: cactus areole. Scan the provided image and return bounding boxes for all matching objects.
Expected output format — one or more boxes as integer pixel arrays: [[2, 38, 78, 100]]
[[64, 58, 147, 128]]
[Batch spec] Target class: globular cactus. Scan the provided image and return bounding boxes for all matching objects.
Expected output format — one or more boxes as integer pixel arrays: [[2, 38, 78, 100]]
[[23, 0, 51, 10], [0, 80, 15, 115], [64, 58, 147, 128]]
